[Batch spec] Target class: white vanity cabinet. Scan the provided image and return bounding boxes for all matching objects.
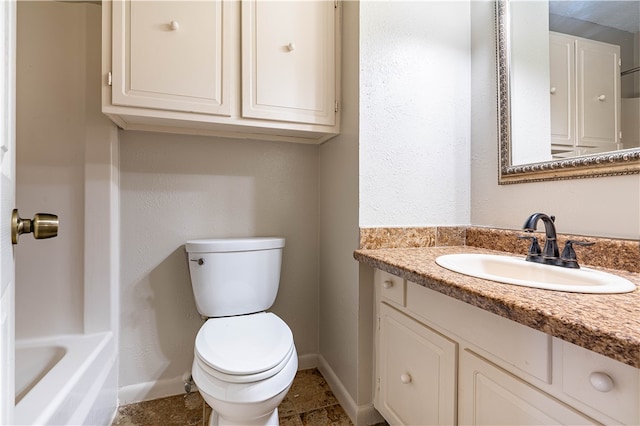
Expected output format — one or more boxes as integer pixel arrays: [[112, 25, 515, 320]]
[[102, 0, 340, 144], [373, 269, 640, 425], [550, 32, 621, 157]]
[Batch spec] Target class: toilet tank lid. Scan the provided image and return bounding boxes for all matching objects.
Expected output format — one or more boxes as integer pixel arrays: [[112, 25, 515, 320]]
[[185, 237, 285, 253]]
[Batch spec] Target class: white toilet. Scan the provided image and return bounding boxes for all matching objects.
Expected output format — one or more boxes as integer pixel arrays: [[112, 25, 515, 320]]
[[185, 237, 298, 426]]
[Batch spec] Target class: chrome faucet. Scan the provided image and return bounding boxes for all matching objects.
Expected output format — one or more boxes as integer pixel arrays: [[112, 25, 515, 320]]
[[521, 213, 594, 268]]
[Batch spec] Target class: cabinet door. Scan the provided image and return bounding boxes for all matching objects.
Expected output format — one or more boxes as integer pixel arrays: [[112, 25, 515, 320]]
[[377, 303, 456, 426], [576, 38, 620, 150], [459, 350, 597, 426], [242, 0, 336, 125], [111, 0, 231, 115], [549, 33, 574, 148]]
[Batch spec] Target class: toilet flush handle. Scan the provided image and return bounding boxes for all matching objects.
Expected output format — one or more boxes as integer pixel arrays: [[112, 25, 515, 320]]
[[190, 258, 205, 266]]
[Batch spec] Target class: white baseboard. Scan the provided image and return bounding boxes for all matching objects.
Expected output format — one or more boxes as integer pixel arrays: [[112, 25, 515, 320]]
[[317, 355, 383, 426], [118, 353, 383, 425], [297, 353, 319, 370], [118, 375, 187, 405], [119, 353, 320, 405]]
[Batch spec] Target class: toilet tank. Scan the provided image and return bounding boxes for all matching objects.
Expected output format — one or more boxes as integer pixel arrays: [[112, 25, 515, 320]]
[[185, 237, 285, 317]]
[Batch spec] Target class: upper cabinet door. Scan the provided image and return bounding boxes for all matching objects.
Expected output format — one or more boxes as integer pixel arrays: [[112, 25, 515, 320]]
[[549, 33, 575, 148], [111, 0, 231, 116], [242, 0, 337, 126], [576, 38, 620, 148]]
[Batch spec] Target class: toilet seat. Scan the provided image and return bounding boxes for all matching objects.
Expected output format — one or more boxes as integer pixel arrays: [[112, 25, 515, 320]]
[[195, 312, 294, 383]]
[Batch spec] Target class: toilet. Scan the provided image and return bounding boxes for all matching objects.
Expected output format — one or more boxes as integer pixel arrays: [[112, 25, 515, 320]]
[[185, 237, 298, 426]]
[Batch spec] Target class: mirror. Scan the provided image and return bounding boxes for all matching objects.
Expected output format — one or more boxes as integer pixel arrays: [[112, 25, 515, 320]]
[[496, 0, 640, 183]]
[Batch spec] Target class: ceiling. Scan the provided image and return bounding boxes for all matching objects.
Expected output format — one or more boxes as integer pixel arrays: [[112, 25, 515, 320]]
[[549, 1, 640, 33]]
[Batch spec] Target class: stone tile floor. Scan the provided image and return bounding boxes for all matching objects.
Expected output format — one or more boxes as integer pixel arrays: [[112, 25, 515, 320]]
[[113, 368, 353, 426]]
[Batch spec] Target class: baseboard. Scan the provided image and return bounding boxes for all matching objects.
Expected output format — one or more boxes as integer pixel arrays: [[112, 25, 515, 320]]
[[317, 355, 384, 426], [119, 353, 321, 405], [297, 353, 319, 370], [118, 375, 186, 405], [117, 353, 383, 425]]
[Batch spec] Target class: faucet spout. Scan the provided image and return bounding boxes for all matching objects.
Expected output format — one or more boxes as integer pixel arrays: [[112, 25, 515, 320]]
[[522, 213, 559, 259]]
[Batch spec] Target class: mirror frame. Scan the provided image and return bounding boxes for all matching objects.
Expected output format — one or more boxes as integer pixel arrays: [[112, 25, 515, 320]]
[[496, 0, 640, 184]]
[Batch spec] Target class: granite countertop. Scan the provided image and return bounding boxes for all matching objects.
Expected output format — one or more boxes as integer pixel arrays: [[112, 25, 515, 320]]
[[354, 245, 640, 368]]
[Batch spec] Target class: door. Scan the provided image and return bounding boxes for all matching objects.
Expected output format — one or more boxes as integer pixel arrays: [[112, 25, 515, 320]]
[[377, 303, 457, 426], [459, 349, 597, 425], [111, 0, 231, 116], [0, 0, 16, 423], [576, 38, 620, 150], [242, 0, 337, 125]]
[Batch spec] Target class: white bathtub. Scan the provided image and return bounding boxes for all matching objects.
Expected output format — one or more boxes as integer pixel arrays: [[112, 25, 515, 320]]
[[14, 332, 116, 425]]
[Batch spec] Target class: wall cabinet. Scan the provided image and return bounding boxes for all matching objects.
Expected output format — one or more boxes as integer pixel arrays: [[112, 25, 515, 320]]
[[102, 0, 340, 144], [550, 32, 621, 158], [374, 269, 640, 425]]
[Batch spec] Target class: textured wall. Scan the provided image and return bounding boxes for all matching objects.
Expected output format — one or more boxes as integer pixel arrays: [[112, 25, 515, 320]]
[[359, 1, 471, 228], [119, 131, 319, 392]]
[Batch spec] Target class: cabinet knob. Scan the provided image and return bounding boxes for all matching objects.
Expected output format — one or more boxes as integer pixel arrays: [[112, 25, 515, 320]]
[[170, 20, 180, 31], [287, 42, 296, 52], [598, 94, 606, 101], [550, 87, 556, 94], [589, 372, 614, 392], [383, 280, 394, 289], [400, 373, 412, 384]]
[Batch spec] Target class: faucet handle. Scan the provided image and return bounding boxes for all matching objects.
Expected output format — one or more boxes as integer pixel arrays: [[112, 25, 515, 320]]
[[560, 240, 595, 268], [518, 235, 542, 257]]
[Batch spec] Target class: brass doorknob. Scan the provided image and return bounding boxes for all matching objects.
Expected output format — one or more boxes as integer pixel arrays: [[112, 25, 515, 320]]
[[11, 209, 59, 244]]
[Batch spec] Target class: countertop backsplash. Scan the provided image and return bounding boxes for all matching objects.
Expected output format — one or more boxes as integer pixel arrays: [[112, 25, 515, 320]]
[[359, 226, 640, 273]]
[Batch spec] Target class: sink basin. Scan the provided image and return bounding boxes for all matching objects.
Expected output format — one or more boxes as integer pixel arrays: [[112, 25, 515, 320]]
[[435, 253, 636, 294]]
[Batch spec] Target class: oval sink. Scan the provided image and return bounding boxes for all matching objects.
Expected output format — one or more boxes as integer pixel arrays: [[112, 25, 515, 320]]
[[435, 253, 636, 294]]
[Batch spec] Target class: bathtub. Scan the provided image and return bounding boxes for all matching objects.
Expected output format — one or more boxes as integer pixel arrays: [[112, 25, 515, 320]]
[[14, 332, 116, 425]]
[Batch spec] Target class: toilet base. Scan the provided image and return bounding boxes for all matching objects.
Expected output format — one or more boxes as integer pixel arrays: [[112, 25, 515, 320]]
[[209, 407, 280, 426]]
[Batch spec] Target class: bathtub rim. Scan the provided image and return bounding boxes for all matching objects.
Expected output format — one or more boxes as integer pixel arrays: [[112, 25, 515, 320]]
[[14, 332, 113, 425]]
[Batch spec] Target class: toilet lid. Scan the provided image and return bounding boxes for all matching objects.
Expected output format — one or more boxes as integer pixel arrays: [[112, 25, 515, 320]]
[[195, 312, 294, 376]]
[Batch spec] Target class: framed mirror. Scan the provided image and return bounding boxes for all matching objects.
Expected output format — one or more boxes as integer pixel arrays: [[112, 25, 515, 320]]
[[496, 0, 640, 184]]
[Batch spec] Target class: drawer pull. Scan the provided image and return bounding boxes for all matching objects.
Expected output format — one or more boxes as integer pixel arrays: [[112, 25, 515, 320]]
[[589, 372, 614, 392], [383, 280, 394, 289], [400, 373, 412, 384]]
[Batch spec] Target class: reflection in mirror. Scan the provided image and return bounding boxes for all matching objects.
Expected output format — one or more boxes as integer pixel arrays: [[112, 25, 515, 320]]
[[496, 0, 640, 183]]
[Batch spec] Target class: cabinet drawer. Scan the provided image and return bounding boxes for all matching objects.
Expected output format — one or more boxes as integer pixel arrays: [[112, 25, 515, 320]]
[[375, 270, 405, 306], [560, 340, 640, 425]]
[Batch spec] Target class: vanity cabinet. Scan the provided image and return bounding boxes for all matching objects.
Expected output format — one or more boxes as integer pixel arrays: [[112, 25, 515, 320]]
[[373, 269, 640, 425], [549, 32, 621, 157], [102, 0, 340, 144]]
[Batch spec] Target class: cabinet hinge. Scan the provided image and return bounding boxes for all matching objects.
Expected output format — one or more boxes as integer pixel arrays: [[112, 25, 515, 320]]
[[334, 0, 338, 9], [377, 377, 380, 392], [334, 100, 339, 113], [619, 58, 622, 67], [620, 131, 623, 139], [108, 71, 112, 87]]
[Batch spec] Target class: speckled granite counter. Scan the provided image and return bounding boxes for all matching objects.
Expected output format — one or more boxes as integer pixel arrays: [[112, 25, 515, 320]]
[[354, 245, 640, 368]]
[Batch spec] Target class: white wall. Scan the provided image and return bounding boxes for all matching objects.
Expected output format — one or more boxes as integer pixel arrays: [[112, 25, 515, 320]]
[[359, 1, 471, 228], [316, 2, 471, 422], [318, 0, 363, 414], [118, 131, 320, 397], [471, 0, 640, 240]]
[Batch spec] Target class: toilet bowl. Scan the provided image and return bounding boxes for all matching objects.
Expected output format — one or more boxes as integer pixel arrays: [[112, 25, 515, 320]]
[[192, 313, 298, 426], [185, 238, 297, 426]]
